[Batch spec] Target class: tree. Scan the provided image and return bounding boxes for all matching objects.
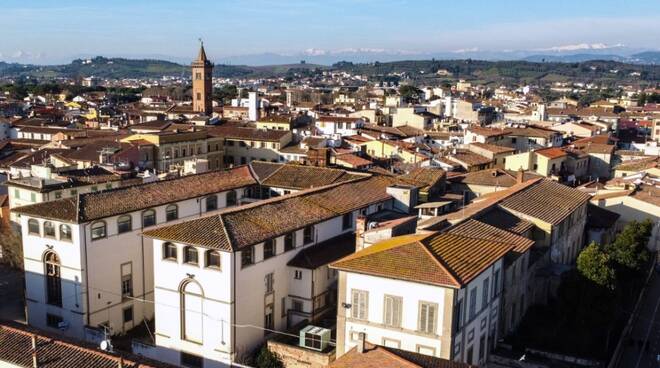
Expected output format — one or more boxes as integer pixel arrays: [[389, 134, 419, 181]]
[[399, 85, 422, 102], [0, 229, 23, 269], [255, 346, 283, 368], [606, 219, 652, 273], [577, 242, 615, 289]]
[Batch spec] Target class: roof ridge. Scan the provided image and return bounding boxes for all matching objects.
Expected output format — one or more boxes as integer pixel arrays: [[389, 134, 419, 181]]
[[416, 237, 462, 287]]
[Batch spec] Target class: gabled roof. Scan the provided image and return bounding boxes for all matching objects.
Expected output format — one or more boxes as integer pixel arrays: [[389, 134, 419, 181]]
[[250, 161, 368, 190], [12, 166, 258, 223], [0, 321, 175, 368], [144, 175, 396, 251], [331, 230, 513, 288], [331, 342, 475, 368], [499, 179, 591, 225], [447, 219, 534, 254]]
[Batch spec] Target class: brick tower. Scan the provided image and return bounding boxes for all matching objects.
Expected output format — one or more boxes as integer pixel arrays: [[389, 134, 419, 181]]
[[192, 40, 213, 115]]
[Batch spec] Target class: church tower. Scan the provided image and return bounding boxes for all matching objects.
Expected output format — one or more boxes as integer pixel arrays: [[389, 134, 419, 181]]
[[192, 40, 213, 115]]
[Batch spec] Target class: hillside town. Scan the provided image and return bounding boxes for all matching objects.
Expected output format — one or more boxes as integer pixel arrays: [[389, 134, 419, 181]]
[[0, 40, 658, 368]]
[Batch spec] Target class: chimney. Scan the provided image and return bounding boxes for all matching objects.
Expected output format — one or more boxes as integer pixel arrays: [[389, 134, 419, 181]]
[[355, 216, 367, 251], [31, 334, 38, 368], [357, 332, 366, 354], [516, 168, 524, 184]]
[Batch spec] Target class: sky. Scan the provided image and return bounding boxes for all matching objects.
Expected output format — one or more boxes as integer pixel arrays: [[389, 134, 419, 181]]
[[1, 0, 659, 64]]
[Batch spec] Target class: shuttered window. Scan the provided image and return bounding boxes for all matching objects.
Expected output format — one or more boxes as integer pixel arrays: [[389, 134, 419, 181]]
[[383, 295, 402, 327], [418, 301, 437, 334], [351, 289, 368, 320]]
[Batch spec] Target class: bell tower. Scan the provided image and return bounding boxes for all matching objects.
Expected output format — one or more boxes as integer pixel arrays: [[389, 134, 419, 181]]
[[192, 39, 213, 115]]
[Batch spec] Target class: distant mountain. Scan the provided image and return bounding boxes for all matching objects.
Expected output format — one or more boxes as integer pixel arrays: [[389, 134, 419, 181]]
[[630, 51, 660, 65], [522, 54, 630, 63]]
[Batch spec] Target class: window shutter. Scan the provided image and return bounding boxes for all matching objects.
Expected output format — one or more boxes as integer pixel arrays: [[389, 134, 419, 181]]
[[352, 291, 359, 319], [428, 304, 436, 333], [420, 303, 428, 331], [393, 297, 401, 327]]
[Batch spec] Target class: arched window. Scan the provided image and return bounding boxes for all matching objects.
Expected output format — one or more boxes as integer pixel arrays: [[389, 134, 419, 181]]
[[43, 221, 56, 238], [166, 204, 178, 222], [163, 242, 177, 260], [226, 190, 237, 207], [117, 215, 132, 234], [142, 209, 156, 228], [59, 224, 72, 241], [184, 246, 198, 265], [181, 280, 204, 343], [28, 219, 40, 235], [182, 148, 187, 157], [174, 149, 179, 159], [205, 250, 221, 269], [205, 195, 217, 211], [44, 252, 62, 306], [91, 221, 106, 240]]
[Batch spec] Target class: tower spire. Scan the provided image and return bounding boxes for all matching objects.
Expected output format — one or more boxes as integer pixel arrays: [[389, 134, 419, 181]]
[[196, 38, 208, 63]]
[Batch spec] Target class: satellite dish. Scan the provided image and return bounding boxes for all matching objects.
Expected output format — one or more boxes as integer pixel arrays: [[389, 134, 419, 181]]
[[100, 339, 113, 352]]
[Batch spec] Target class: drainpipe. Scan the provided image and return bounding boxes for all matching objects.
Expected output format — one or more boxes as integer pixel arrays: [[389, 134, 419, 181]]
[[82, 223, 91, 327], [31, 334, 38, 368]]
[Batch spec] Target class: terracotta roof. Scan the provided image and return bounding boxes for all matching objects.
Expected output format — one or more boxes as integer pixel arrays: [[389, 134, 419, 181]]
[[207, 126, 289, 142], [318, 115, 362, 123], [287, 233, 355, 269], [630, 184, 660, 207], [467, 127, 511, 137], [331, 343, 475, 368], [144, 175, 396, 251], [332, 230, 512, 288], [476, 207, 534, 235], [12, 166, 257, 223], [335, 153, 373, 167], [399, 167, 446, 192], [469, 142, 515, 154], [448, 150, 492, 167], [0, 322, 174, 368], [447, 219, 534, 254], [506, 127, 559, 139], [499, 179, 591, 225], [448, 169, 539, 187], [535, 147, 567, 159], [250, 161, 367, 189], [614, 157, 659, 172]]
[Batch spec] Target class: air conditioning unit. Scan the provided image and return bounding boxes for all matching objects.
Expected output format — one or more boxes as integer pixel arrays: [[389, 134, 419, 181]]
[[299, 325, 331, 352]]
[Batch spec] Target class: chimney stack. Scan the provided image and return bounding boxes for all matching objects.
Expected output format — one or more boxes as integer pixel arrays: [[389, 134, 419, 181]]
[[516, 168, 524, 184], [357, 332, 366, 354], [355, 216, 367, 251], [31, 334, 38, 368]]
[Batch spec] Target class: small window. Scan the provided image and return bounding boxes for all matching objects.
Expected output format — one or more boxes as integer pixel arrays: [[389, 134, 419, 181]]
[[294, 270, 303, 280], [342, 212, 353, 230], [206, 195, 217, 211], [205, 250, 221, 269], [59, 225, 72, 241], [44, 221, 56, 238], [284, 232, 296, 251], [180, 352, 203, 368], [28, 219, 40, 235], [263, 239, 276, 260], [241, 246, 254, 267], [54, 192, 62, 199], [142, 209, 156, 227], [163, 242, 177, 260], [70, 189, 77, 196], [265, 273, 274, 293], [184, 246, 199, 265], [166, 204, 178, 221], [303, 225, 314, 244], [91, 221, 106, 240], [121, 262, 133, 298], [226, 190, 237, 207], [117, 215, 132, 234], [46, 314, 63, 328], [123, 306, 133, 323]]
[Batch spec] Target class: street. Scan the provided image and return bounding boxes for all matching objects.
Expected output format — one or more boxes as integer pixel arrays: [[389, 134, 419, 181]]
[[618, 271, 660, 368]]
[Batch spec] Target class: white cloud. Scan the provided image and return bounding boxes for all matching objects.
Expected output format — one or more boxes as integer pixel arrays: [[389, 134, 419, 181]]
[[535, 43, 625, 52], [452, 47, 479, 53]]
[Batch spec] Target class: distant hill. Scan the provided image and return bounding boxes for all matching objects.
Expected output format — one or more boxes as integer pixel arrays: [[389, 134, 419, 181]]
[[331, 59, 660, 85], [1, 56, 658, 85], [0, 56, 327, 80]]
